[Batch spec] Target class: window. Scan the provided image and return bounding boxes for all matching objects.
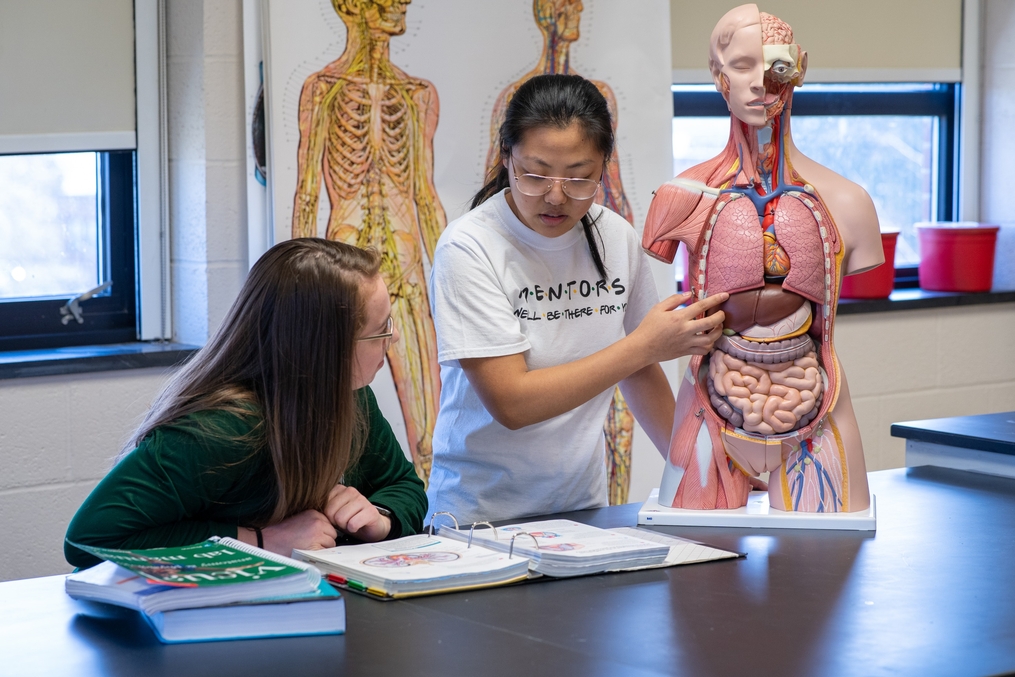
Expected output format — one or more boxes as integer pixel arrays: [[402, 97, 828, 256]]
[[671, 83, 958, 287], [0, 150, 137, 351], [1, 153, 100, 300], [0, 1, 165, 354]]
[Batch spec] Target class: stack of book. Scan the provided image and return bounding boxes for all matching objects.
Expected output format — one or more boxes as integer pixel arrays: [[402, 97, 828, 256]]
[[65, 537, 345, 643]]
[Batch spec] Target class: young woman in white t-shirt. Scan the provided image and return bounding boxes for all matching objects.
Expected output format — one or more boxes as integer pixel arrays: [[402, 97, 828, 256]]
[[426, 74, 728, 523]]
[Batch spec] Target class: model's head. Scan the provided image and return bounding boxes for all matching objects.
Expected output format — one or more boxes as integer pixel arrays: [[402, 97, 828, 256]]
[[472, 74, 612, 279], [129, 238, 389, 523], [332, 0, 409, 36], [709, 4, 806, 126], [534, 0, 583, 43]]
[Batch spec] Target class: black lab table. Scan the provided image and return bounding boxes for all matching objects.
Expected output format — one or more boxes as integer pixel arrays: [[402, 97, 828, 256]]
[[3, 467, 1014, 677], [893, 411, 1015, 479]]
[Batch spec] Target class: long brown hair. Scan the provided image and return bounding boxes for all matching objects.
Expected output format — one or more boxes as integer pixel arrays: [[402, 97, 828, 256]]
[[125, 238, 381, 524]]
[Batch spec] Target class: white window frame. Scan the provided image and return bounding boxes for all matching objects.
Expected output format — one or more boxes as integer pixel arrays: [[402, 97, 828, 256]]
[[135, 0, 171, 340]]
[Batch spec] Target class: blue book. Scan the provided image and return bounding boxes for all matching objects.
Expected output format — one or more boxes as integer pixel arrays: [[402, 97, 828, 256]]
[[143, 579, 345, 644]]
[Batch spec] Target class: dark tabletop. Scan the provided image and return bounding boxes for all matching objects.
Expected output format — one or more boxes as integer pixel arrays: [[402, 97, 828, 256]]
[[3, 466, 1015, 677], [891, 411, 1015, 456]]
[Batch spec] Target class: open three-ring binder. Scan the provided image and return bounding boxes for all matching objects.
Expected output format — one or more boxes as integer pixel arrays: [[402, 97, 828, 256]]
[[292, 514, 741, 600]]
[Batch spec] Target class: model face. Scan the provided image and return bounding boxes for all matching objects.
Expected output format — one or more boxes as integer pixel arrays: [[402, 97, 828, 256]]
[[351, 275, 398, 390], [363, 0, 409, 36], [716, 22, 769, 127], [502, 124, 604, 239]]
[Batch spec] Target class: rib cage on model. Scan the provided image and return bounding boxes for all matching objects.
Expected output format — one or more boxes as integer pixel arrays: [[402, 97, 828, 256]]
[[694, 123, 839, 441]]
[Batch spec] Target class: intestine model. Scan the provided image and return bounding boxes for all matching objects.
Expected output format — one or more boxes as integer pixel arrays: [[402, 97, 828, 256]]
[[643, 5, 884, 513]]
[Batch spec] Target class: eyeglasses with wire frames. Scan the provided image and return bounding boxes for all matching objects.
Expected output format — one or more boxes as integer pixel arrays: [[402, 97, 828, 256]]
[[356, 316, 393, 342], [510, 157, 602, 200]]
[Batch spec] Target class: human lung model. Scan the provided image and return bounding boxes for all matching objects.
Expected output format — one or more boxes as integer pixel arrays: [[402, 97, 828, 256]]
[[643, 4, 884, 513]]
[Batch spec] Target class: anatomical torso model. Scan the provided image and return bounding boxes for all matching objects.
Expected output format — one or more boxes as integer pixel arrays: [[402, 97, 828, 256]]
[[643, 4, 883, 513]]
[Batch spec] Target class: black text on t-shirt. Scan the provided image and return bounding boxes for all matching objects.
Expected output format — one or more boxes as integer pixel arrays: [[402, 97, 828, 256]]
[[516, 277, 627, 303], [513, 277, 629, 323]]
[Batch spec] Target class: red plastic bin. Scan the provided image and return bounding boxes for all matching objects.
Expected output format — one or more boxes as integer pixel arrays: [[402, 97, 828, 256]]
[[917, 223, 999, 293], [840, 231, 898, 299]]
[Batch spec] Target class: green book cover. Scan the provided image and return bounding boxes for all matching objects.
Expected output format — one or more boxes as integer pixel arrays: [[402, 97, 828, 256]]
[[69, 538, 305, 588]]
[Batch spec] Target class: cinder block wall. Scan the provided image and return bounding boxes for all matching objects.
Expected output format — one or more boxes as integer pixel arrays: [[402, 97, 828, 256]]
[[0, 369, 171, 580], [836, 304, 1015, 470], [982, 0, 1015, 226], [168, 0, 248, 344]]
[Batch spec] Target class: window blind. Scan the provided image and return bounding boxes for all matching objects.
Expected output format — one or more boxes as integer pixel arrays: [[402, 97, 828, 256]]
[[0, 0, 136, 153], [671, 0, 963, 83]]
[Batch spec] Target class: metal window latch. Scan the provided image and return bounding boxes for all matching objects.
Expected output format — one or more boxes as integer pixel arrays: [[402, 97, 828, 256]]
[[60, 281, 112, 325]]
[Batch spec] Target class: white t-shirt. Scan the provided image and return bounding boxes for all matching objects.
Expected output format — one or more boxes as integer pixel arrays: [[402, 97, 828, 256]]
[[426, 189, 658, 523]]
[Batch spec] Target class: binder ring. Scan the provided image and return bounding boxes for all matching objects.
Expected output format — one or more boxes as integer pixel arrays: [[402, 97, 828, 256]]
[[508, 532, 540, 559], [467, 522, 496, 548], [427, 511, 460, 536]]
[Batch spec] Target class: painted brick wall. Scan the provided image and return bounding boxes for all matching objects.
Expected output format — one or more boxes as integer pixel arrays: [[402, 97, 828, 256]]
[[0, 369, 171, 580], [168, 0, 248, 345], [837, 304, 1015, 471], [982, 0, 1015, 226]]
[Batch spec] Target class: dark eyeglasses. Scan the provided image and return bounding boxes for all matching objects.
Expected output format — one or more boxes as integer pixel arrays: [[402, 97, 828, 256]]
[[357, 317, 393, 342]]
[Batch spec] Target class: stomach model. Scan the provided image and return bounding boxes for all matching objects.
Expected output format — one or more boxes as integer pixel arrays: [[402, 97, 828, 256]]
[[667, 129, 852, 514]]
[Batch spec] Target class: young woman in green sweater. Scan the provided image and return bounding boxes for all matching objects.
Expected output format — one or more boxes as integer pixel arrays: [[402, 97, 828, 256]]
[[65, 239, 427, 568]]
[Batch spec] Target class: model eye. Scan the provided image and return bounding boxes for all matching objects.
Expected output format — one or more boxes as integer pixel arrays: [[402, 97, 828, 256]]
[[770, 61, 791, 76]]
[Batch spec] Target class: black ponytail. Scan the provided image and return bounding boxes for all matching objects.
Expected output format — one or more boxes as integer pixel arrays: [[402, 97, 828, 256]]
[[581, 213, 607, 281], [471, 165, 510, 211], [472, 74, 614, 281]]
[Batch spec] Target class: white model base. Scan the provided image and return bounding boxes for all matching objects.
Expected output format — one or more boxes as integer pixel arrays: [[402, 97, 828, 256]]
[[637, 489, 877, 531]]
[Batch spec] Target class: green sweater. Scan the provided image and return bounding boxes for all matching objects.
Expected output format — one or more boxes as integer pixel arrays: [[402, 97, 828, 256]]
[[65, 387, 427, 569]]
